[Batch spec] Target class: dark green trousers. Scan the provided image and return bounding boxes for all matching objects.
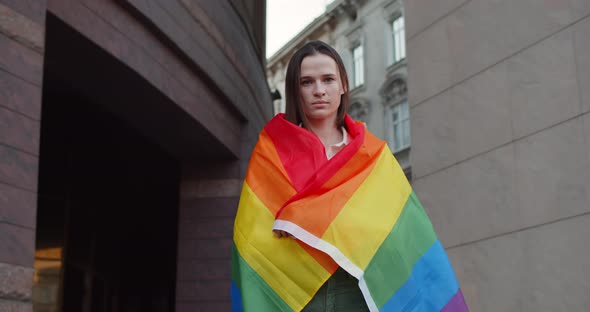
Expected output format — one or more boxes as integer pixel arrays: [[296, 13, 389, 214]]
[[302, 268, 369, 312]]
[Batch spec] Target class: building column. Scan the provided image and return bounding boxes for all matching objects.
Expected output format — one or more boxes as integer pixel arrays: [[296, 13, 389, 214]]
[[175, 161, 242, 311], [0, 1, 46, 311]]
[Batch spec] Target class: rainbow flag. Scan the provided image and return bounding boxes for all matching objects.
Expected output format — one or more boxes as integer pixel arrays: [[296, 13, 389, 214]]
[[231, 114, 469, 312]]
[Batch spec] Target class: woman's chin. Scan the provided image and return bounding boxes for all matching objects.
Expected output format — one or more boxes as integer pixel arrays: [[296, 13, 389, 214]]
[[305, 111, 337, 122]]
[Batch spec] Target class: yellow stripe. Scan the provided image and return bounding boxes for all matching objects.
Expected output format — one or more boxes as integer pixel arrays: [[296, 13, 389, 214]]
[[321, 147, 412, 270], [234, 182, 330, 311]]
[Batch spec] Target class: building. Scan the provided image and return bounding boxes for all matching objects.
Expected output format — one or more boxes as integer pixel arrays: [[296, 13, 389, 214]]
[[404, 0, 590, 311], [267, 0, 412, 179], [0, 1, 269, 311]]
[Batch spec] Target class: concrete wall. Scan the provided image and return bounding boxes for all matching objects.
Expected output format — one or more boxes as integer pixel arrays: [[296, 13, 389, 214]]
[[404, 0, 590, 310]]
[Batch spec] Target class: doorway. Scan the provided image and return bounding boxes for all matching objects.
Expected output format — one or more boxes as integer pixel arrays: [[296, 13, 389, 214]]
[[34, 14, 180, 312]]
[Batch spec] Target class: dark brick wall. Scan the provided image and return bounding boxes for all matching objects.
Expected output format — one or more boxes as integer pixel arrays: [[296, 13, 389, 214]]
[[0, 0, 268, 310], [175, 121, 262, 310], [47, 0, 272, 158], [228, 0, 266, 62], [0, 1, 46, 310], [176, 174, 240, 310], [46, 1, 269, 310], [127, 0, 271, 126]]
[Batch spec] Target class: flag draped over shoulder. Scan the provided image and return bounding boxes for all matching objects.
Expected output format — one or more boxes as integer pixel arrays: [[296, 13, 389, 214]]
[[231, 113, 469, 312]]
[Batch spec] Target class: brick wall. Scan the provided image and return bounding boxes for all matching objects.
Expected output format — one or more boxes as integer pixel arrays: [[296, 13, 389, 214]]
[[0, 1, 269, 310], [176, 164, 242, 311], [175, 121, 261, 311], [0, 1, 46, 311]]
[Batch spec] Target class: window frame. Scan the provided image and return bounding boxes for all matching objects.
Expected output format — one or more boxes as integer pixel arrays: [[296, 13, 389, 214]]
[[351, 43, 364, 88], [391, 14, 406, 65], [386, 100, 410, 153]]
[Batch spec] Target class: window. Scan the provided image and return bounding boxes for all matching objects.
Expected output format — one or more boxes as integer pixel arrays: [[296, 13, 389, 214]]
[[352, 44, 364, 88], [392, 15, 405, 64], [387, 101, 410, 152]]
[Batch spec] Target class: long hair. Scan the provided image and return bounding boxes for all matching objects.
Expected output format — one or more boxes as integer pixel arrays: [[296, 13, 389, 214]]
[[284, 41, 350, 129]]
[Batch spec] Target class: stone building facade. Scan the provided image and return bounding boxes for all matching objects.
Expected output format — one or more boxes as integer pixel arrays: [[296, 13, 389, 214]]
[[267, 0, 412, 178], [404, 0, 590, 311], [0, 1, 270, 311]]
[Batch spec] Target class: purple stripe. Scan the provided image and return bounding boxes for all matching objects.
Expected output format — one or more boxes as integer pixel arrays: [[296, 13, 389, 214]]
[[441, 289, 469, 312]]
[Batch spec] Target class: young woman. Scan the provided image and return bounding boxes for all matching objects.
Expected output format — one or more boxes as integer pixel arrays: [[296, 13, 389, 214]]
[[231, 41, 469, 312], [276, 41, 369, 311]]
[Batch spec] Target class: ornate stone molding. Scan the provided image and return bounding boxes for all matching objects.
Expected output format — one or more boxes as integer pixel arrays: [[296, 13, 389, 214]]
[[382, 0, 404, 21], [348, 97, 370, 122], [379, 74, 407, 106], [331, 0, 361, 20]]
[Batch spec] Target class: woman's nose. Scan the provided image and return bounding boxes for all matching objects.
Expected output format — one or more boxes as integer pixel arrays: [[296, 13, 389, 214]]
[[313, 82, 326, 96]]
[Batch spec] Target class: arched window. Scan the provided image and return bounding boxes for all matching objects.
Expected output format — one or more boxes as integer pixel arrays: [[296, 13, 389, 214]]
[[380, 74, 411, 181], [380, 75, 409, 153]]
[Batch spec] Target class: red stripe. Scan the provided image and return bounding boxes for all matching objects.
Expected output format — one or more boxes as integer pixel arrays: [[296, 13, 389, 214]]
[[264, 114, 365, 218]]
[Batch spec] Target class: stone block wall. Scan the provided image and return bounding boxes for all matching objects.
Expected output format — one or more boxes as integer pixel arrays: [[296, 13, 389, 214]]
[[404, 0, 590, 310], [0, 1, 46, 310]]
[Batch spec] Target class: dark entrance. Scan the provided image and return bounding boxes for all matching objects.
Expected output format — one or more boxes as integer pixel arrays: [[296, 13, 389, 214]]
[[34, 15, 180, 312]]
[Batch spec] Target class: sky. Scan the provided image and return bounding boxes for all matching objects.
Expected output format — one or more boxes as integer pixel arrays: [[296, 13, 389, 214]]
[[266, 0, 334, 58]]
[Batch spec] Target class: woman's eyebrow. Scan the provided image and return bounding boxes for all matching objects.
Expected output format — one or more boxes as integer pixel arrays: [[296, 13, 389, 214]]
[[300, 73, 337, 79]]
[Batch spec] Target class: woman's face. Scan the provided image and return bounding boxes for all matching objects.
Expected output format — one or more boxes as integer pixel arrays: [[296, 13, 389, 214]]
[[299, 53, 345, 124]]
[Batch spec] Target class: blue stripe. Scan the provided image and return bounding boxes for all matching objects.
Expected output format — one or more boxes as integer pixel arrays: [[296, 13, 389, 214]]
[[231, 280, 244, 312], [381, 240, 459, 312]]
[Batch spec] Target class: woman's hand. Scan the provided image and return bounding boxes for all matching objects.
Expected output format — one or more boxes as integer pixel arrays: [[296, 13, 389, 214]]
[[273, 229, 294, 239]]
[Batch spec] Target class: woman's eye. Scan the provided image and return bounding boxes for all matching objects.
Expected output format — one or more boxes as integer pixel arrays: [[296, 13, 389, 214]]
[[301, 80, 312, 86], [324, 77, 335, 82]]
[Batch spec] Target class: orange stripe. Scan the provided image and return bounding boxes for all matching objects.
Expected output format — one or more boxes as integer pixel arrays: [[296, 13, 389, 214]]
[[245, 129, 295, 215], [278, 130, 385, 237], [245, 130, 338, 272]]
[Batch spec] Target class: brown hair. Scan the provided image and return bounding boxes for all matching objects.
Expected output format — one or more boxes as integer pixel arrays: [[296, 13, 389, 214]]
[[284, 40, 350, 129]]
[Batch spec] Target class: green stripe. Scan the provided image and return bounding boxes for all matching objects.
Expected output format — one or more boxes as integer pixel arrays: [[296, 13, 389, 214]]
[[363, 191, 438, 308], [231, 243, 293, 311]]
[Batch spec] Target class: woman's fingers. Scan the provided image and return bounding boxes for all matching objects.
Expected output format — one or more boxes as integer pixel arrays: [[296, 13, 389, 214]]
[[272, 229, 294, 238], [272, 229, 283, 238]]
